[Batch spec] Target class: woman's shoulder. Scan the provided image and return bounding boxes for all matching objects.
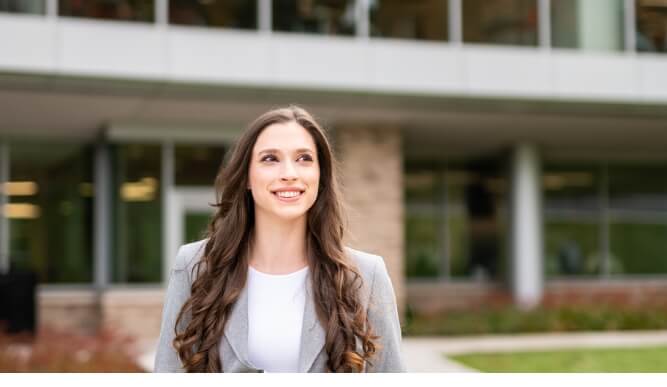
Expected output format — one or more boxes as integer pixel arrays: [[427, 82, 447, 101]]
[[173, 238, 208, 272], [343, 246, 386, 281]]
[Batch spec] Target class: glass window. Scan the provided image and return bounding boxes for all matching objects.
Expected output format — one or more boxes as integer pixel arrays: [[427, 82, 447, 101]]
[[369, 0, 448, 41], [112, 144, 161, 283], [58, 0, 155, 22], [0, 0, 45, 14], [637, 0, 667, 53], [404, 160, 506, 281], [552, 0, 625, 51], [405, 170, 443, 278], [174, 144, 225, 187], [608, 164, 667, 274], [273, 0, 356, 36], [543, 165, 602, 276], [463, 0, 537, 46], [169, 0, 256, 29], [6, 142, 93, 283]]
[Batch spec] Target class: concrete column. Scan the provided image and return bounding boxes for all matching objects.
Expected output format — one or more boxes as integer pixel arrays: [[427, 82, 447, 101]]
[[336, 126, 405, 315], [94, 140, 111, 290], [510, 143, 543, 309], [0, 143, 9, 274]]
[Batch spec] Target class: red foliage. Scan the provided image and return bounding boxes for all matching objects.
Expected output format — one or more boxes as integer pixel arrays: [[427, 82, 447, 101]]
[[0, 325, 144, 372]]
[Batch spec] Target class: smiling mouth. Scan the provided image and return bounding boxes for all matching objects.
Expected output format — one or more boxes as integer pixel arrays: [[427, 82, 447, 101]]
[[272, 190, 305, 199]]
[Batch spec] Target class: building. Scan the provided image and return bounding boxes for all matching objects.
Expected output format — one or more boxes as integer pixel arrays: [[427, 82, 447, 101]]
[[1, 0, 666, 340]]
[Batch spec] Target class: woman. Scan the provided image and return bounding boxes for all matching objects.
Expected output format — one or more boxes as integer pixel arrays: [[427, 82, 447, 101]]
[[154, 106, 405, 372]]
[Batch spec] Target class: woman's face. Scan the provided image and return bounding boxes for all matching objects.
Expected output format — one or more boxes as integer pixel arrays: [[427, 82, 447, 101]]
[[248, 120, 320, 223]]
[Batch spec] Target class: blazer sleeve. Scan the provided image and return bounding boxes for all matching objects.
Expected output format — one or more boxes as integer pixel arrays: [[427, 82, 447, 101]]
[[154, 247, 191, 372], [365, 257, 407, 372]]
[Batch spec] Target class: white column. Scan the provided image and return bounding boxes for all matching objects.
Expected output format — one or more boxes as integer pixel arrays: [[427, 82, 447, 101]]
[[356, 0, 370, 39], [155, 0, 168, 26], [259, 0, 272, 33], [510, 143, 543, 309], [538, 0, 551, 49], [448, 0, 462, 44], [0, 143, 9, 275], [162, 141, 175, 284], [578, 0, 624, 51], [94, 140, 111, 289]]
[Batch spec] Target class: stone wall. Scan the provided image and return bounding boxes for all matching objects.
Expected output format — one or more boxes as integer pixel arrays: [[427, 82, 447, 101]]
[[336, 126, 405, 315]]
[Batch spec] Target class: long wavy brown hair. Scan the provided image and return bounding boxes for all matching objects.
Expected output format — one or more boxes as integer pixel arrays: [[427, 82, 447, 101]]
[[172, 105, 378, 372]]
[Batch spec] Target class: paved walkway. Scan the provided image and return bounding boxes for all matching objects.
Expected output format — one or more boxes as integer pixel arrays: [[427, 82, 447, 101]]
[[403, 330, 667, 372], [138, 330, 667, 372]]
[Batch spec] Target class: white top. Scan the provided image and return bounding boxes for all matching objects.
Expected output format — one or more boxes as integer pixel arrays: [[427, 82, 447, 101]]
[[247, 265, 309, 372]]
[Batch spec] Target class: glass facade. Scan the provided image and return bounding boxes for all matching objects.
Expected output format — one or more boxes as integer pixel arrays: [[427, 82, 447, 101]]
[[6, 142, 93, 283], [463, 0, 538, 46], [637, 0, 667, 52], [608, 165, 667, 274], [543, 165, 602, 276], [2, 0, 660, 55], [59, 0, 155, 22], [169, 0, 256, 29], [544, 163, 667, 278], [405, 160, 507, 281], [273, 0, 356, 36], [174, 144, 225, 187], [0, 0, 44, 14], [111, 144, 162, 283], [369, 0, 448, 41], [551, 0, 625, 51]]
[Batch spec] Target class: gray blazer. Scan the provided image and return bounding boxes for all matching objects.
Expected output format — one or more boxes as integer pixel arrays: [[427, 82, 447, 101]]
[[154, 239, 406, 373]]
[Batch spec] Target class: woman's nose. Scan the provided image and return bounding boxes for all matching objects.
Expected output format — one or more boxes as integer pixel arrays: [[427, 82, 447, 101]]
[[280, 160, 298, 181]]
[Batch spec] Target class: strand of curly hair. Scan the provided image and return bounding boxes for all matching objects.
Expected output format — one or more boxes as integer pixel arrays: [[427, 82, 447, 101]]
[[171, 106, 378, 372]]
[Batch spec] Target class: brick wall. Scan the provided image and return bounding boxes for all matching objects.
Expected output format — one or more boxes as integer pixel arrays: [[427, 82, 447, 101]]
[[38, 289, 100, 334], [336, 126, 406, 315], [406, 279, 667, 315], [100, 289, 165, 340]]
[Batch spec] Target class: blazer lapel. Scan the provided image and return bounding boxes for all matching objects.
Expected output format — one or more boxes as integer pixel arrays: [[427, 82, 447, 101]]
[[298, 273, 326, 372], [223, 285, 251, 367]]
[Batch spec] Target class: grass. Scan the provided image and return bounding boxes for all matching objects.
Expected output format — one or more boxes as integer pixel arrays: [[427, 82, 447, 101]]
[[450, 346, 667, 372]]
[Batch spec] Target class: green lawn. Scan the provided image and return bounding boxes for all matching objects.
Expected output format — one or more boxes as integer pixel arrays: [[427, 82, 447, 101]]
[[450, 346, 667, 372]]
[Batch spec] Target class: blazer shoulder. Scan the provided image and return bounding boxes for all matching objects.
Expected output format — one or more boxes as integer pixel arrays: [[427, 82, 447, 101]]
[[173, 238, 208, 273], [344, 246, 385, 282]]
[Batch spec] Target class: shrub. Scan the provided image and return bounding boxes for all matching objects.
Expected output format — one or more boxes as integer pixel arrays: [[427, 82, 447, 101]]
[[403, 302, 667, 336]]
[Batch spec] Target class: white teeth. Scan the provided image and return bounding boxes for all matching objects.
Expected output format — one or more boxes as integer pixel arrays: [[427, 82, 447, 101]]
[[276, 191, 302, 198]]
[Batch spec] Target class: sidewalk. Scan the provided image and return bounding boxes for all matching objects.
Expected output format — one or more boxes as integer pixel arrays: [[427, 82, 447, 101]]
[[137, 330, 667, 372]]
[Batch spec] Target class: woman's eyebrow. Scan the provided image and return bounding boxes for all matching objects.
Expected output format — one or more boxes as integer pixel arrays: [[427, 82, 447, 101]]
[[257, 148, 314, 155]]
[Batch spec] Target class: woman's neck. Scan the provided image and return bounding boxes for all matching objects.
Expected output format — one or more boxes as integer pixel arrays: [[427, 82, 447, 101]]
[[248, 214, 308, 274]]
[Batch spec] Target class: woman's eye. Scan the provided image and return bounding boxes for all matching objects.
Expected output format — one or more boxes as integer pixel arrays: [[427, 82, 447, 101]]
[[298, 154, 313, 162], [261, 155, 277, 162]]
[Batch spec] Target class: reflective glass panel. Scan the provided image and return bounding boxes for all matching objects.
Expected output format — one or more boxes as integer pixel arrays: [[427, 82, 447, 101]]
[[59, 0, 154, 22], [369, 0, 448, 41], [174, 144, 225, 187], [7, 142, 93, 283], [608, 164, 667, 274], [543, 165, 603, 276], [0, 0, 45, 14], [463, 0, 538, 46], [112, 144, 162, 283], [637, 0, 667, 52], [552, 0, 625, 51], [405, 170, 443, 278], [404, 160, 506, 281], [169, 0, 257, 29], [273, 0, 356, 36]]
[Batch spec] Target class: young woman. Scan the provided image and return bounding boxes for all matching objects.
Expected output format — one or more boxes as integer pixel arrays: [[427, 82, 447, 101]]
[[154, 106, 405, 372]]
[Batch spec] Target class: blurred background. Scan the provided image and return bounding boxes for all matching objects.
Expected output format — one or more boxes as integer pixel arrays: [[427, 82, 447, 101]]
[[1, 0, 667, 372]]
